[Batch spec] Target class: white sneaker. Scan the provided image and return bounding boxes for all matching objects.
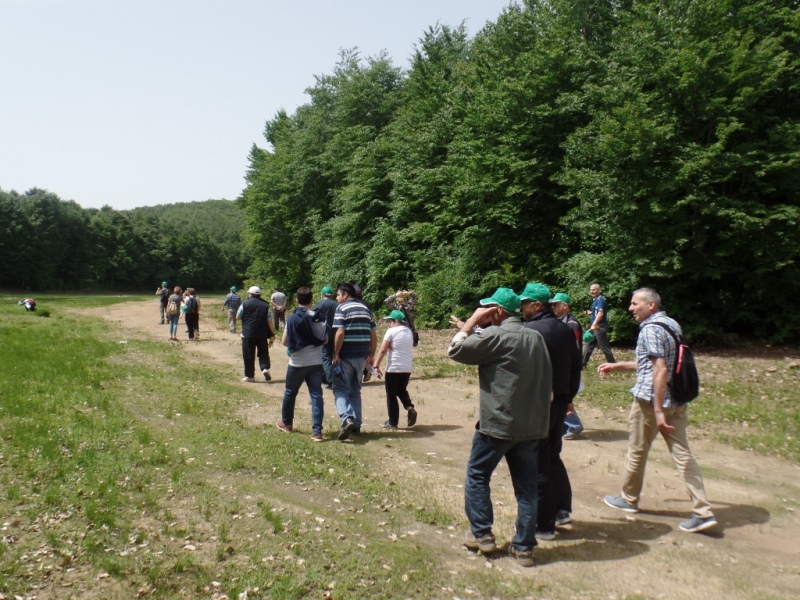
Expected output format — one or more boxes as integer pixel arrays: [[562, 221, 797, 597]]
[[242, 377, 255, 383], [262, 369, 271, 381]]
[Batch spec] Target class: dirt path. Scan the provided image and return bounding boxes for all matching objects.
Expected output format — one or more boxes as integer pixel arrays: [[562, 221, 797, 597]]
[[103, 299, 800, 599]]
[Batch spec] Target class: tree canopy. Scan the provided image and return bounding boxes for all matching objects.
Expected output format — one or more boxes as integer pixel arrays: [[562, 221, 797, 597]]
[[0, 188, 249, 292], [240, 0, 800, 342]]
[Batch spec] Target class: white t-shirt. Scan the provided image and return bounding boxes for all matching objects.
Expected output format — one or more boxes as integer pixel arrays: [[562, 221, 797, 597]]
[[384, 325, 413, 373]]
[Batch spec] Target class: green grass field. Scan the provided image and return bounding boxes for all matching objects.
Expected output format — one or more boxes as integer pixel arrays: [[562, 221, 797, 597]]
[[1, 295, 798, 598], [0, 296, 507, 599]]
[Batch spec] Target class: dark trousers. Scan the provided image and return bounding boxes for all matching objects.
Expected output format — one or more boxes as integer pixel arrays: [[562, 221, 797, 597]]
[[465, 432, 539, 551], [321, 341, 334, 384], [184, 313, 199, 340], [537, 396, 573, 532], [384, 372, 414, 427], [242, 337, 270, 378], [582, 324, 615, 367]]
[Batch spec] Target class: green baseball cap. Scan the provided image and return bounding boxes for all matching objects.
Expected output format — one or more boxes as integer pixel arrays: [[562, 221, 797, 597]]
[[479, 287, 521, 313], [550, 292, 571, 305], [583, 330, 595, 343], [230, 286, 237, 291], [387, 309, 406, 321], [518, 282, 551, 303], [162, 281, 168, 286], [321, 286, 334, 295]]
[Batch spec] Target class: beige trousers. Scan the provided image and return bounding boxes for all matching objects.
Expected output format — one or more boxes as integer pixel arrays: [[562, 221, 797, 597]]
[[621, 399, 713, 518]]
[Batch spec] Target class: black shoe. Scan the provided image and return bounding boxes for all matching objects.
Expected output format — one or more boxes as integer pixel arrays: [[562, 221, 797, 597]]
[[407, 408, 418, 427], [338, 418, 356, 441]]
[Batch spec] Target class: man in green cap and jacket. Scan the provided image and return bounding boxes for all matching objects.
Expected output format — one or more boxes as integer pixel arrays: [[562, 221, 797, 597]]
[[448, 287, 552, 567]]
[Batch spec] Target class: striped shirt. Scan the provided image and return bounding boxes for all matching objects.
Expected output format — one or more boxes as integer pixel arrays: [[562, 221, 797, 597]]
[[631, 311, 681, 408], [333, 299, 376, 359]]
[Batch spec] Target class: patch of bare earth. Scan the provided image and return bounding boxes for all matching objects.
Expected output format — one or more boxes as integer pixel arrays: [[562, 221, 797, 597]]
[[84, 299, 800, 598]]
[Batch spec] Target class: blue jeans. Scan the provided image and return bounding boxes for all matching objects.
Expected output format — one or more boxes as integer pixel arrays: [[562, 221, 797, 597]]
[[333, 356, 366, 427], [281, 364, 325, 435], [564, 409, 584, 436], [464, 432, 539, 551], [168, 313, 180, 337]]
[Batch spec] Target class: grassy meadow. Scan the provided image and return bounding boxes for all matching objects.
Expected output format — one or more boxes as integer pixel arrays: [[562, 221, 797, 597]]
[[0, 295, 508, 599], [0, 294, 799, 599]]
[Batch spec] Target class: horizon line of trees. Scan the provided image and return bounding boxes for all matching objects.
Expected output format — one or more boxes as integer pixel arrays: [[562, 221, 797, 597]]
[[0, 188, 250, 292], [241, 0, 800, 343]]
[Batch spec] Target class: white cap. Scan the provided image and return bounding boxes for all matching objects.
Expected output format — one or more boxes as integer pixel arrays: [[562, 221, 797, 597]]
[[248, 286, 262, 295]]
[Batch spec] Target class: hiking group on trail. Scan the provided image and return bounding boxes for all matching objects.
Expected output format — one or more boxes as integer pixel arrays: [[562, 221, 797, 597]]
[[148, 277, 714, 567]]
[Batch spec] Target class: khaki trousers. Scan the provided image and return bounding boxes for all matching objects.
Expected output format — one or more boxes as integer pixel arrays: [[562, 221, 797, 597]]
[[621, 399, 713, 518]]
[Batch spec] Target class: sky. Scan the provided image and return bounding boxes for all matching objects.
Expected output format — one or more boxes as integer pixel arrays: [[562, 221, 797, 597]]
[[0, 0, 512, 210]]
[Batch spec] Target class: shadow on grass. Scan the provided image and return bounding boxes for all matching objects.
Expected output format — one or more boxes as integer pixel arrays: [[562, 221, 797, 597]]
[[640, 500, 769, 537], [350, 423, 464, 442], [574, 428, 629, 442], [473, 519, 671, 565]]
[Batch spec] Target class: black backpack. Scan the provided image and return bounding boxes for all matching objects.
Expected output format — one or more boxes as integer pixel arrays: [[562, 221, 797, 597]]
[[399, 306, 419, 347], [646, 322, 700, 405]]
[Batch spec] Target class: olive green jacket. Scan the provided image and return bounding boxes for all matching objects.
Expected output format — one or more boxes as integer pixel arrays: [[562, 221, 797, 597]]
[[448, 316, 552, 440]]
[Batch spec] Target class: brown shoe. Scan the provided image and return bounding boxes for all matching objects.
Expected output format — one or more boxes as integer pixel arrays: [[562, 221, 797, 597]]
[[509, 546, 535, 567], [463, 530, 496, 553]]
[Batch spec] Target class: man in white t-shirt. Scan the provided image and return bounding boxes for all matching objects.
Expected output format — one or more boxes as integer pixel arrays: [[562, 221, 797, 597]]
[[373, 309, 417, 430], [270, 288, 287, 332], [276, 287, 328, 441]]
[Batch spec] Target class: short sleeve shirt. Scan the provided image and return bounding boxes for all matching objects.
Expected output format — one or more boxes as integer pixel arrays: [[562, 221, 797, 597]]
[[384, 325, 413, 373], [271, 291, 286, 308], [631, 312, 680, 407], [591, 295, 609, 326], [333, 299, 376, 359]]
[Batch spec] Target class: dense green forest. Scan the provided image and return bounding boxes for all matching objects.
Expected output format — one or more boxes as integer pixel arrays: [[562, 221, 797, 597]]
[[241, 0, 800, 342], [0, 187, 248, 291]]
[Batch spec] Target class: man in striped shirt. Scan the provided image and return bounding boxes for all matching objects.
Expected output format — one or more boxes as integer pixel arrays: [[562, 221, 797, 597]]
[[332, 283, 377, 441]]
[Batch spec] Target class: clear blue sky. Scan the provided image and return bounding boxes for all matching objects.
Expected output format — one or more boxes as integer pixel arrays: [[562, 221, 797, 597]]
[[0, 0, 512, 210]]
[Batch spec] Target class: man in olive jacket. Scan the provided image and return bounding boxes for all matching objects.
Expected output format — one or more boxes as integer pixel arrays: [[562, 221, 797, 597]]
[[448, 287, 552, 567]]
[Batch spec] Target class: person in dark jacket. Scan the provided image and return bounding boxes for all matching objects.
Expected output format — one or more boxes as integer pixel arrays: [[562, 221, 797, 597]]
[[448, 287, 552, 568], [550, 292, 586, 439], [237, 286, 276, 382], [519, 282, 581, 538], [313, 286, 338, 388]]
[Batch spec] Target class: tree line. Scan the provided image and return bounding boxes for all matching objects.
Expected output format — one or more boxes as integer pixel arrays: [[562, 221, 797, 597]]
[[240, 0, 800, 343], [0, 188, 249, 292]]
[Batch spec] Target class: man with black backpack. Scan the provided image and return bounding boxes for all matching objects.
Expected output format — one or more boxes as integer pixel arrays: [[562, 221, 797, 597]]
[[597, 288, 715, 533]]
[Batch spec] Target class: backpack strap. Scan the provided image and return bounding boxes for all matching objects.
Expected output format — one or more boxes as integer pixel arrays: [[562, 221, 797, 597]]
[[645, 321, 682, 343]]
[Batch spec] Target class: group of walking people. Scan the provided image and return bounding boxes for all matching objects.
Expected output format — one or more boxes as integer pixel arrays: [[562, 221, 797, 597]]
[[229, 283, 419, 442], [155, 282, 201, 341], [154, 278, 716, 569], [451, 282, 715, 568]]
